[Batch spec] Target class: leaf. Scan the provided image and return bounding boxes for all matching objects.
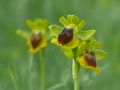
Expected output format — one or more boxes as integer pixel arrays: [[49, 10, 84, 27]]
[[59, 16, 69, 26], [49, 25, 63, 37], [67, 15, 80, 25], [94, 49, 107, 60], [78, 29, 96, 40], [62, 48, 73, 59], [48, 82, 65, 90]]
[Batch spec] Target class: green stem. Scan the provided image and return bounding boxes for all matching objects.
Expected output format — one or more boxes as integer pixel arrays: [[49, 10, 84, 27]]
[[40, 49, 45, 90], [28, 54, 34, 90], [72, 58, 79, 90]]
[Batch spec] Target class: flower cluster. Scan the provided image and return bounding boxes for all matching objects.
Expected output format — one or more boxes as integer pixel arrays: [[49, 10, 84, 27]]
[[49, 15, 107, 73], [17, 18, 48, 53]]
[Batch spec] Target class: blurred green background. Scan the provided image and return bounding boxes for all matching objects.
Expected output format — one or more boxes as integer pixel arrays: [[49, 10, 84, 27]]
[[0, 0, 120, 90]]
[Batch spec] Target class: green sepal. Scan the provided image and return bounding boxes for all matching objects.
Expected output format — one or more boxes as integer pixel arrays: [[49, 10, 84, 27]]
[[49, 25, 63, 37], [93, 49, 107, 60], [78, 29, 96, 40], [59, 16, 69, 26], [67, 15, 80, 25], [35, 19, 48, 30], [62, 48, 74, 59], [77, 41, 86, 56], [93, 41, 103, 48], [86, 38, 103, 49], [78, 19, 86, 30], [26, 19, 48, 30], [26, 19, 34, 29]]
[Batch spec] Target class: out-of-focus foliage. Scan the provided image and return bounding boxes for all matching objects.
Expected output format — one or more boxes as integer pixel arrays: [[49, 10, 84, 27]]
[[0, 0, 120, 90]]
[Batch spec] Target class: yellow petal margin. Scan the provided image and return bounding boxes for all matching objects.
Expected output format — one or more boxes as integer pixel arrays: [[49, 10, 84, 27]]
[[76, 56, 101, 73], [27, 39, 47, 53], [51, 37, 79, 49]]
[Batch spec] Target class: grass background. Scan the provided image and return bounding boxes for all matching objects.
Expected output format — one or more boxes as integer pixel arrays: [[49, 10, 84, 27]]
[[0, 0, 120, 90]]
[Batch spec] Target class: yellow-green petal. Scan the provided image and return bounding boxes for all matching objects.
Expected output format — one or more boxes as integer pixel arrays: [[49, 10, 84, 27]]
[[59, 16, 69, 26], [26, 19, 48, 31], [78, 19, 86, 30], [16, 29, 30, 39], [49, 25, 63, 37], [67, 15, 80, 25]]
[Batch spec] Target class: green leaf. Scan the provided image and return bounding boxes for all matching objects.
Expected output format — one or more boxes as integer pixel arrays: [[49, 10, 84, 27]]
[[59, 16, 69, 26], [49, 25, 63, 37], [62, 48, 73, 59], [48, 82, 66, 90], [78, 29, 96, 40], [67, 15, 80, 25], [94, 49, 107, 60]]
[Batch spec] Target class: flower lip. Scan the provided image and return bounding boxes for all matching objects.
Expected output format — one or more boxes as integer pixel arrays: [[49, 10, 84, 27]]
[[58, 27, 73, 45], [84, 50, 96, 67], [30, 31, 42, 49]]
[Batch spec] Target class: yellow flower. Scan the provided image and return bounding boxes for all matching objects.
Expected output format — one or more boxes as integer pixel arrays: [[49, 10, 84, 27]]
[[51, 32, 79, 49], [27, 30, 47, 53], [49, 15, 84, 49], [17, 18, 48, 53], [76, 50, 101, 73]]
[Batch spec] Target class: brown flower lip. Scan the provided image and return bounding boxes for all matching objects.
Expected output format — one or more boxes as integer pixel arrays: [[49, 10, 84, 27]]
[[58, 28, 73, 45], [30, 31, 42, 49], [84, 50, 96, 67]]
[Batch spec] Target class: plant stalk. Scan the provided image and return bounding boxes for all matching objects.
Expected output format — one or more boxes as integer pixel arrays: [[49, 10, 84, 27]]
[[40, 49, 45, 90], [72, 58, 79, 90], [28, 54, 34, 90]]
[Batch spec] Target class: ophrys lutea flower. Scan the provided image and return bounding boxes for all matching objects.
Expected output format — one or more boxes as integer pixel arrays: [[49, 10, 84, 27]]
[[49, 15, 86, 49], [76, 38, 107, 73], [17, 18, 48, 53], [76, 50, 100, 72]]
